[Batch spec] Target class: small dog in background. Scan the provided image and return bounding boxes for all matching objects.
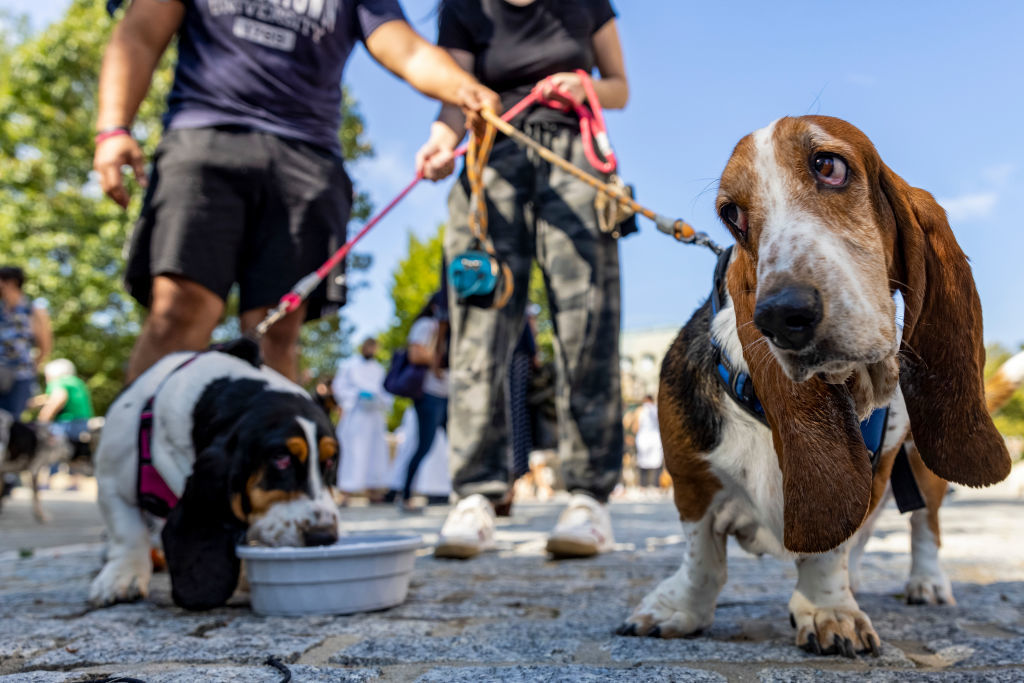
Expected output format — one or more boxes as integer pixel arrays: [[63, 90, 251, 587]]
[[0, 410, 77, 522]]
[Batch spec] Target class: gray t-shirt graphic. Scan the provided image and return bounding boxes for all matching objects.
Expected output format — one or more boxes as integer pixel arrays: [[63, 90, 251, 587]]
[[164, 0, 404, 153]]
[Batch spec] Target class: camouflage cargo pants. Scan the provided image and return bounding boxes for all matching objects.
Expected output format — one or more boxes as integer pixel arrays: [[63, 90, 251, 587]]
[[445, 122, 623, 502]]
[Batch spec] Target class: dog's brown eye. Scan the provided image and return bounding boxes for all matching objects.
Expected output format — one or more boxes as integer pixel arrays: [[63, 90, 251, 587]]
[[720, 203, 748, 237], [273, 455, 291, 471], [812, 153, 848, 186]]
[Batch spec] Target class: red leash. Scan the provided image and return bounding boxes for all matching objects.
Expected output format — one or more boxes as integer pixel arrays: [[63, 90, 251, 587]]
[[253, 72, 616, 338]]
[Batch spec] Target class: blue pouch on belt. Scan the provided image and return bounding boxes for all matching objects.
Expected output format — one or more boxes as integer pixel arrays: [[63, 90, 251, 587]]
[[449, 249, 502, 308]]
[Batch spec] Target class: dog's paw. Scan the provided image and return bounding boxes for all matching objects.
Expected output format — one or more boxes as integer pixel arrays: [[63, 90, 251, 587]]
[[906, 573, 956, 606], [617, 582, 711, 638], [89, 560, 150, 606], [790, 601, 880, 658]]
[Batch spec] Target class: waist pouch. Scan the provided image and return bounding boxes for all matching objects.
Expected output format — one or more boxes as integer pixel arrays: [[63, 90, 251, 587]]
[[449, 249, 508, 309]]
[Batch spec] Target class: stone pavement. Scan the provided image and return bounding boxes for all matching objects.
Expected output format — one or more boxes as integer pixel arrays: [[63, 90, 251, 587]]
[[1, 483, 1023, 682]]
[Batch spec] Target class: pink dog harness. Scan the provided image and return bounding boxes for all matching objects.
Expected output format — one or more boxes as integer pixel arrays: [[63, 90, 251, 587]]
[[137, 354, 202, 518]]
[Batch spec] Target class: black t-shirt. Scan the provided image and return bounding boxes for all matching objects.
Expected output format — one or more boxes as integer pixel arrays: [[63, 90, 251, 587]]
[[438, 0, 616, 126]]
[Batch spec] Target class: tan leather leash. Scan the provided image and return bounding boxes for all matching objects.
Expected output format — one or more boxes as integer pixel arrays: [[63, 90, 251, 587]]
[[477, 107, 724, 256]]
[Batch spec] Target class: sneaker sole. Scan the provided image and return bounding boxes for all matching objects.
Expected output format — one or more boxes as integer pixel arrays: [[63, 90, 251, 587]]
[[434, 542, 483, 559], [546, 537, 600, 558]]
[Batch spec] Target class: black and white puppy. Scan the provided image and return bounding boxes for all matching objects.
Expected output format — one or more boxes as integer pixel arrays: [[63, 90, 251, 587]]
[[89, 343, 340, 610], [0, 410, 74, 522]]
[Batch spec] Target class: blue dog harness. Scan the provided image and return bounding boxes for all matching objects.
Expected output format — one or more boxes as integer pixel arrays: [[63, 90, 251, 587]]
[[709, 246, 925, 512]]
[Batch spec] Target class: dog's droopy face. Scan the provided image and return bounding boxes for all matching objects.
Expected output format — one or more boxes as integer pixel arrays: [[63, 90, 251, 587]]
[[163, 380, 341, 610], [232, 412, 340, 548], [717, 116, 898, 386]]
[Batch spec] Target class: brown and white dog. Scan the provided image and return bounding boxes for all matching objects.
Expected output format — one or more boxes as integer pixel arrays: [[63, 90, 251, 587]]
[[619, 116, 1012, 657], [90, 342, 340, 610]]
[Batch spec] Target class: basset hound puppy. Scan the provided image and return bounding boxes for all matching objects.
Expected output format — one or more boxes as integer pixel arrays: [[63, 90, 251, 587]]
[[89, 342, 340, 610], [619, 116, 1012, 657]]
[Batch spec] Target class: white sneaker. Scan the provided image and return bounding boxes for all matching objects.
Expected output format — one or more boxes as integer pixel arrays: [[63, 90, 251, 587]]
[[546, 493, 615, 558], [434, 494, 496, 559]]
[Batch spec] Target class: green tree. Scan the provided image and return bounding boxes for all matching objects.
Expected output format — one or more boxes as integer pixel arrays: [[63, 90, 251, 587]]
[[0, 0, 372, 411], [377, 227, 444, 429], [986, 343, 1024, 441], [377, 228, 445, 363], [527, 263, 553, 363]]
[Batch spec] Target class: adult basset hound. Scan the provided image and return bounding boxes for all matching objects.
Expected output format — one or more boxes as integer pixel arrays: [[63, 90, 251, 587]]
[[89, 341, 340, 610], [619, 116, 1012, 657]]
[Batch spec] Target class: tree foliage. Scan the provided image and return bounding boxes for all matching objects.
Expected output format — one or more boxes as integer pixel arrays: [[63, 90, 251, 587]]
[[0, 0, 372, 412], [375, 227, 444, 430], [377, 228, 445, 363], [986, 343, 1024, 440]]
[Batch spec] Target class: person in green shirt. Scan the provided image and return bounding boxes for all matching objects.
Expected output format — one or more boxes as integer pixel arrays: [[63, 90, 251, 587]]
[[36, 358, 94, 441]]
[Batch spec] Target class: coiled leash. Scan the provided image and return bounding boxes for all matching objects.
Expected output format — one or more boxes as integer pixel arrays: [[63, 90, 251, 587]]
[[450, 115, 516, 309], [253, 73, 720, 335]]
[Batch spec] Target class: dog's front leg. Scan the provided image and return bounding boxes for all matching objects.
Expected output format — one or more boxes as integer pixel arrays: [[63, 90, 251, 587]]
[[29, 468, 48, 523], [90, 481, 152, 606], [618, 512, 726, 638], [789, 545, 881, 657]]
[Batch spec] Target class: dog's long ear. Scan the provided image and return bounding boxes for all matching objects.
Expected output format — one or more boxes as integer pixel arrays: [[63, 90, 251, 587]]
[[878, 165, 1011, 486], [727, 251, 873, 553], [162, 440, 244, 610]]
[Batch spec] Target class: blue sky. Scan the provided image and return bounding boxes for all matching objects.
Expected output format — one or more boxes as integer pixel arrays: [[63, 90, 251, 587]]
[[15, 0, 1024, 349]]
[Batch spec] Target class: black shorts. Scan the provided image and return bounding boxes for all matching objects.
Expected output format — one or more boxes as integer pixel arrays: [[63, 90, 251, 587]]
[[125, 127, 352, 319]]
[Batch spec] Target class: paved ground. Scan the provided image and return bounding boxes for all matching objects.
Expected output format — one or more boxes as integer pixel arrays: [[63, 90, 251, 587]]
[[1, 479, 1023, 682]]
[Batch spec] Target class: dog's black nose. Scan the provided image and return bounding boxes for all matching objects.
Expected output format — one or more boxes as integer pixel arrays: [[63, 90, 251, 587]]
[[754, 286, 822, 351], [303, 528, 338, 547]]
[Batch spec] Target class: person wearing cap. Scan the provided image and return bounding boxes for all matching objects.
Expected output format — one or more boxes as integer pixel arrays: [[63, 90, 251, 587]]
[[0, 266, 52, 419], [94, 0, 500, 382], [35, 359, 96, 442]]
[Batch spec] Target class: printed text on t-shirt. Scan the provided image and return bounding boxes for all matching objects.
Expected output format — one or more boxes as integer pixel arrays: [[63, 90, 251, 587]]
[[210, 0, 339, 47]]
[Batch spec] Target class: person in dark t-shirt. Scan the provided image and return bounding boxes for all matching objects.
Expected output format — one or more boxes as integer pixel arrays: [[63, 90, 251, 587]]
[[416, 0, 629, 561], [94, 0, 500, 383]]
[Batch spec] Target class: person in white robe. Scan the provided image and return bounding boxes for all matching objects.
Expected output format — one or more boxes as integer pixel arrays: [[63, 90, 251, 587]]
[[634, 395, 664, 491], [387, 406, 451, 501], [332, 338, 392, 496]]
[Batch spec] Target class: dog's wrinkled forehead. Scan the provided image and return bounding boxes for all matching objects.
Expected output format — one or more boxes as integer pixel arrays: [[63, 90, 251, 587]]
[[717, 116, 887, 252]]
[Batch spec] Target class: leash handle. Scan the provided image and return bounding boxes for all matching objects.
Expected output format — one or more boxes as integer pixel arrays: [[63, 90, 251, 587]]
[[533, 71, 617, 174]]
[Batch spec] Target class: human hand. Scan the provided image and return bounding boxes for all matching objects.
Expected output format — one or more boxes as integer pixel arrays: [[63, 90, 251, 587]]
[[539, 72, 586, 106], [416, 134, 457, 182], [94, 134, 148, 209], [456, 82, 501, 138]]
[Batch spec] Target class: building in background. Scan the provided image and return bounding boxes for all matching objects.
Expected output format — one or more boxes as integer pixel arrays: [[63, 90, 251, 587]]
[[619, 327, 677, 405]]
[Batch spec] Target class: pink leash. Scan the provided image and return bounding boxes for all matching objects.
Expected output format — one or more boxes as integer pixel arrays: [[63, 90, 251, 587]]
[[253, 72, 617, 338]]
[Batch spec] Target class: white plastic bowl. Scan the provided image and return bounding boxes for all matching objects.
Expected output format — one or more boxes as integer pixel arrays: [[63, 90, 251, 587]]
[[236, 533, 423, 616]]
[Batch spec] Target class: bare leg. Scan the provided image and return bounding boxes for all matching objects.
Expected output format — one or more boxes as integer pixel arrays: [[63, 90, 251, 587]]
[[126, 276, 224, 382], [239, 303, 307, 382]]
